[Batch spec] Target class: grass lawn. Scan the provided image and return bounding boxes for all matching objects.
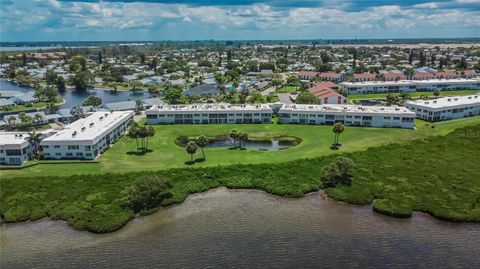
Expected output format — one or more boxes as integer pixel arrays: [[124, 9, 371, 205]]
[[348, 90, 479, 101], [2, 116, 480, 178], [1, 123, 479, 232], [276, 85, 299, 93]]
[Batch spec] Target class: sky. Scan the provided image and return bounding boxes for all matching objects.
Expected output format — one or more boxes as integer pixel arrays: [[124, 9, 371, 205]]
[[1, 0, 480, 41]]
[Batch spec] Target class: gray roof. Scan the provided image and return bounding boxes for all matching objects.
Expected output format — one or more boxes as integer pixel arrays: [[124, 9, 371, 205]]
[[143, 97, 164, 106], [184, 84, 219, 97], [3, 111, 46, 122], [0, 90, 24, 98], [0, 98, 15, 107], [46, 114, 62, 120], [10, 92, 37, 103], [57, 106, 94, 118], [103, 100, 136, 111]]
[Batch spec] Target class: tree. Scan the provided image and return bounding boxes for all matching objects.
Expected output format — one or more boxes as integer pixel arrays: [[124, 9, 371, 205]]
[[45, 69, 58, 85], [70, 105, 85, 121], [239, 132, 249, 149], [33, 113, 44, 126], [332, 122, 345, 146], [385, 93, 399, 106], [296, 92, 319, 104], [130, 81, 143, 93], [195, 135, 209, 160], [69, 55, 87, 72], [70, 70, 91, 91], [82, 96, 102, 108], [248, 91, 265, 104], [229, 129, 239, 147], [144, 126, 155, 152], [433, 89, 441, 97], [18, 112, 33, 130], [6, 116, 16, 130], [322, 157, 356, 187], [185, 141, 197, 162], [135, 99, 144, 112], [164, 87, 185, 104], [122, 175, 172, 213], [128, 122, 141, 151], [28, 131, 42, 157], [56, 76, 66, 91]]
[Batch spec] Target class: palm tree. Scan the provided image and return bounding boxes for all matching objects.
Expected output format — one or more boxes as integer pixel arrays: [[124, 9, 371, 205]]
[[229, 129, 239, 147], [332, 122, 345, 146], [144, 126, 155, 152], [7, 116, 16, 130], [34, 113, 44, 126], [128, 122, 141, 151], [185, 141, 197, 162], [239, 132, 249, 149], [195, 135, 209, 160], [28, 131, 42, 156]]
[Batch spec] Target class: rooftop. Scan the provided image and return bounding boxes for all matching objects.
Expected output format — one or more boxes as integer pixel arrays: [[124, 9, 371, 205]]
[[41, 111, 133, 143], [280, 104, 415, 115], [340, 78, 480, 87], [405, 94, 480, 109], [148, 103, 272, 112], [0, 132, 29, 146]]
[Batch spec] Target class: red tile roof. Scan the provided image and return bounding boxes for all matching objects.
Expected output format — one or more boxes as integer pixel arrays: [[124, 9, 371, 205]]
[[353, 73, 376, 79]]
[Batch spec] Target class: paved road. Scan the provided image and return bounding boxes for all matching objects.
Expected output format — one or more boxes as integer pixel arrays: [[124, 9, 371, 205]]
[[261, 86, 276, 96], [277, 93, 294, 104]]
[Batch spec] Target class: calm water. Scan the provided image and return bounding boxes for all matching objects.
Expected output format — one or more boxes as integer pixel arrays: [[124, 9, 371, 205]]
[[0, 80, 151, 109], [1, 188, 479, 268], [206, 137, 293, 151]]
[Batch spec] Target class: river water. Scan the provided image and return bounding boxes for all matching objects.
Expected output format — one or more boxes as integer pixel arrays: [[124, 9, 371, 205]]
[[0, 81, 151, 109], [1, 188, 479, 268]]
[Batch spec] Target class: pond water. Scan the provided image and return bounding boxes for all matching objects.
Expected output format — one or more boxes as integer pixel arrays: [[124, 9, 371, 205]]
[[0, 80, 151, 109], [1, 188, 479, 268], [205, 137, 298, 151]]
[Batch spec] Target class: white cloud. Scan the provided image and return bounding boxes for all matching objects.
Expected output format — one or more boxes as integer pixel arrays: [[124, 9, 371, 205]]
[[1, 0, 479, 40]]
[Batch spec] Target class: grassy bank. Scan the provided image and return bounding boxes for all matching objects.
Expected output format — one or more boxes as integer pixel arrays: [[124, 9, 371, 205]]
[[2, 116, 480, 177], [1, 125, 479, 233]]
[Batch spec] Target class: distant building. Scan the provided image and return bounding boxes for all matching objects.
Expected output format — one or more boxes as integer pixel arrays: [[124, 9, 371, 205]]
[[0, 132, 32, 165], [297, 71, 344, 82], [278, 104, 415, 128], [184, 84, 219, 97], [352, 73, 377, 82], [146, 103, 273, 124], [41, 111, 133, 160], [308, 82, 348, 105], [103, 101, 137, 111], [339, 78, 480, 94], [405, 94, 480, 121]]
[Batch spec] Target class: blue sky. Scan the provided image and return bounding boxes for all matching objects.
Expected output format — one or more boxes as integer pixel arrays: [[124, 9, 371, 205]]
[[1, 0, 479, 41]]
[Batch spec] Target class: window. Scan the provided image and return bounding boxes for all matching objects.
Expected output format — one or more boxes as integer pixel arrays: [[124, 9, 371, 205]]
[[54, 145, 61, 148], [86, 153, 92, 157], [66, 153, 73, 157], [43, 145, 49, 148], [55, 153, 61, 156], [68, 145, 79, 150], [76, 152, 83, 157]]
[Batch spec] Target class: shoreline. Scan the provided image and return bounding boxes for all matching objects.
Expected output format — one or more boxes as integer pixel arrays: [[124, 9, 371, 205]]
[[0, 187, 468, 234]]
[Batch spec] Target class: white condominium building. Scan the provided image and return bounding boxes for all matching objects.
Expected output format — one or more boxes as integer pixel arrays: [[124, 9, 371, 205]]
[[278, 104, 416, 128], [405, 94, 480, 122], [0, 132, 32, 165], [146, 103, 273, 124], [41, 111, 133, 160], [339, 78, 480, 94]]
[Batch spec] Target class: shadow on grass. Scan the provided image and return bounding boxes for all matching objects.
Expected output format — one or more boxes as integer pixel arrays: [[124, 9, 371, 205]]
[[126, 149, 154, 155], [184, 157, 206, 165], [330, 143, 342, 150]]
